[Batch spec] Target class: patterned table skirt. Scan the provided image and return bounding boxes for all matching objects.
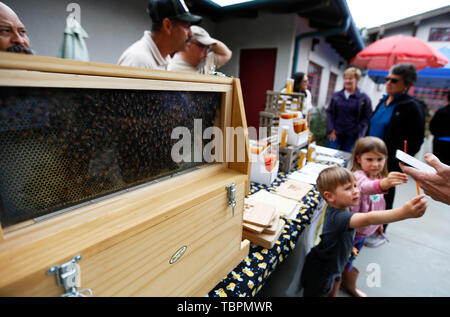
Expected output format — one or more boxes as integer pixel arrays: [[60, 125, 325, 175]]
[[207, 170, 321, 297]]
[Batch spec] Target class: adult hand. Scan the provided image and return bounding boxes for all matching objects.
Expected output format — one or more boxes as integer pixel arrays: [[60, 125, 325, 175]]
[[400, 153, 450, 205]]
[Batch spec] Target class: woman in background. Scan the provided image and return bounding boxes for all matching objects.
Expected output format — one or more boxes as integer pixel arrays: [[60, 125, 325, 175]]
[[326, 67, 372, 152], [291, 72, 312, 126], [367, 63, 425, 244]]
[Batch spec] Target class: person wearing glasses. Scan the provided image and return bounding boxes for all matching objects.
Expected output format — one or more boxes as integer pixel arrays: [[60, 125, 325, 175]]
[[326, 67, 373, 152], [366, 63, 425, 246], [118, 0, 201, 70], [290, 72, 312, 126], [168, 25, 232, 74], [0, 2, 34, 54]]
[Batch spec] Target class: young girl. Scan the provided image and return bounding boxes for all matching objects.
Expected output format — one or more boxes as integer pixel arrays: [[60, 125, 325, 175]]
[[341, 136, 409, 297]]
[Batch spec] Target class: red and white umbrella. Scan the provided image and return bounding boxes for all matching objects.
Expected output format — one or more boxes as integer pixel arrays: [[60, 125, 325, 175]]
[[350, 35, 448, 70]]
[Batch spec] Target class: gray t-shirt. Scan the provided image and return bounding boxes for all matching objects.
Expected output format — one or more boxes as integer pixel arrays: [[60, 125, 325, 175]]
[[307, 205, 355, 275]]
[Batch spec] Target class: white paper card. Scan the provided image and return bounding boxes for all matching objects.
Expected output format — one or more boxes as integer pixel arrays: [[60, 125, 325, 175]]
[[315, 155, 345, 165], [315, 145, 339, 157], [299, 162, 331, 175], [395, 150, 436, 173], [288, 172, 318, 185]]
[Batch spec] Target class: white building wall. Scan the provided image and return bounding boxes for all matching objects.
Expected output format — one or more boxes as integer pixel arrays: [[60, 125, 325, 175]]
[[415, 13, 450, 50], [308, 40, 346, 107], [199, 14, 356, 109], [289, 17, 352, 109], [214, 12, 297, 92], [379, 13, 450, 51]]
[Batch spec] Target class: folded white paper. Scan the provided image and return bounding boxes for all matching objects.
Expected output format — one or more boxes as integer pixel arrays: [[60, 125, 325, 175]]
[[315, 145, 339, 157], [288, 171, 318, 185], [315, 155, 345, 165], [395, 150, 436, 173]]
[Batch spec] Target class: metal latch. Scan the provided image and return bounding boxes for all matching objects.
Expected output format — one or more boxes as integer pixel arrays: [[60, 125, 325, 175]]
[[47, 254, 93, 297], [226, 182, 236, 216]]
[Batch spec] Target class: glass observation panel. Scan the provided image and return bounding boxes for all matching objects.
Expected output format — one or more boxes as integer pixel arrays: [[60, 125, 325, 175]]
[[0, 87, 221, 228]]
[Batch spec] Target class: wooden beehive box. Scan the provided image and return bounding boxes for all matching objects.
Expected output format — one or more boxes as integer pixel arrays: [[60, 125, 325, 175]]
[[0, 52, 251, 297]]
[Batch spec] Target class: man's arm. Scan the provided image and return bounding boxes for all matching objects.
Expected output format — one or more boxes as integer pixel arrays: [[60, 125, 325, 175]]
[[210, 40, 232, 68]]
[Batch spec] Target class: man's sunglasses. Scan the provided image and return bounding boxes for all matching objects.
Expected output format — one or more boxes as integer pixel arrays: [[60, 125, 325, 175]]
[[192, 41, 210, 52], [385, 77, 400, 84]]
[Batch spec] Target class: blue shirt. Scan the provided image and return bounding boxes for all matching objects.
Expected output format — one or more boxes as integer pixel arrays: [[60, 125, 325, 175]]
[[369, 94, 399, 139]]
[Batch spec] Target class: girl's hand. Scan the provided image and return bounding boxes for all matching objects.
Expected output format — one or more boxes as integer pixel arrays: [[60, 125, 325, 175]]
[[399, 195, 427, 219], [380, 172, 408, 191]]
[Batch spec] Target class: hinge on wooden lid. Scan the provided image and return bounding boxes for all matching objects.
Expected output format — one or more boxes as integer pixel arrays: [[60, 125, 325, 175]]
[[47, 254, 93, 297], [226, 182, 236, 216]]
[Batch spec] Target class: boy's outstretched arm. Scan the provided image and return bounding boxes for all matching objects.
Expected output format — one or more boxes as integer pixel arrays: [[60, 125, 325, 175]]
[[349, 195, 427, 229]]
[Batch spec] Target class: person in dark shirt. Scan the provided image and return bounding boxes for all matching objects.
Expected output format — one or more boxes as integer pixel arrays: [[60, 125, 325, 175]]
[[367, 63, 425, 240], [368, 63, 425, 210], [300, 166, 427, 297], [429, 91, 450, 165], [326, 67, 372, 152]]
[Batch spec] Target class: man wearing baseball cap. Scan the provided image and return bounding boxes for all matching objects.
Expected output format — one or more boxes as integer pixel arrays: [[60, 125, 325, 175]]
[[118, 0, 202, 70], [168, 25, 232, 74]]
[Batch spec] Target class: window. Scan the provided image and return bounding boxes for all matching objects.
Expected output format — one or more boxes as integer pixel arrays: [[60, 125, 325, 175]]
[[307, 61, 323, 107], [428, 28, 450, 42], [325, 72, 338, 106]]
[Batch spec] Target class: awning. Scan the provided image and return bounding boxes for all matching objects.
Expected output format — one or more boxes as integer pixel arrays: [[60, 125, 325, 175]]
[[367, 46, 450, 88], [191, 0, 364, 61]]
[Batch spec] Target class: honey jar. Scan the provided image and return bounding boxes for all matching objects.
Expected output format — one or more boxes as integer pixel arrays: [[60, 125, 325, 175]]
[[280, 126, 288, 147], [298, 149, 307, 169], [307, 144, 316, 162]]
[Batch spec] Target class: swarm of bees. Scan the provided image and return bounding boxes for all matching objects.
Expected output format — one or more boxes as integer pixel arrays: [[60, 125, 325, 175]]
[[0, 87, 220, 227]]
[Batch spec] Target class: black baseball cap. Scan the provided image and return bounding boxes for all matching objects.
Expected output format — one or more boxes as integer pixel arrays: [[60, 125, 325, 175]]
[[147, 0, 202, 24]]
